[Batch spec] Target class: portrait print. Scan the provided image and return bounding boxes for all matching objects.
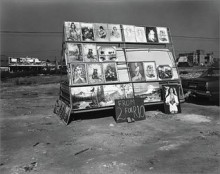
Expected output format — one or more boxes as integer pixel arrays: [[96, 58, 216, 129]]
[[102, 63, 118, 82], [143, 62, 158, 80], [94, 23, 109, 42], [146, 27, 158, 43], [157, 65, 173, 80], [122, 25, 136, 42], [64, 21, 81, 41], [66, 43, 83, 63], [133, 82, 161, 103], [82, 44, 98, 62], [135, 26, 147, 43], [156, 27, 170, 43], [70, 63, 87, 85], [108, 24, 122, 42], [87, 63, 104, 84], [128, 62, 145, 82], [163, 85, 181, 114], [97, 46, 117, 62], [81, 23, 95, 41]]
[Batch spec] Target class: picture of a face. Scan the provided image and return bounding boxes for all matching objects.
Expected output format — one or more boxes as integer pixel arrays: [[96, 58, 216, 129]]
[[71, 63, 87, 85], [146, 27, 158, 43]]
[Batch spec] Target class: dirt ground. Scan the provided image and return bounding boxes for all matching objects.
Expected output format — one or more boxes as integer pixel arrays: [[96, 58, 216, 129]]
[[0, 83, 220, 174]]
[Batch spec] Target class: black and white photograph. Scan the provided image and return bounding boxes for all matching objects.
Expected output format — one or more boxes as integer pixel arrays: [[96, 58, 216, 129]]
[[94, 23, 109, 42], [146, 27, 158, 43], [162, 85, 181, 114], [108, 24, 122, 42], [82, 44, 98, 62], [1, 0, 219, 173], [87, 63, 104, 84], [81, 22, 95, 41], [64, 21, 81, 41]]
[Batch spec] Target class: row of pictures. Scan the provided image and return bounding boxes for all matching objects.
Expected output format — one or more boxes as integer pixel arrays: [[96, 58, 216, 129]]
[[66, 43, 117, 63], [64, 22, 170, 43], [69, 62, 173, 85], [71, 83, 181, 113]]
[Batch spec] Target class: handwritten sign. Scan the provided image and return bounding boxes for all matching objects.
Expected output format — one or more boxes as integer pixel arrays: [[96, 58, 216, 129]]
[[115, 98, 145, 123]]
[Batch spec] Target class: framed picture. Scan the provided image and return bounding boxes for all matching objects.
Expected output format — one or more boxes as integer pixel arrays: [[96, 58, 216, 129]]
[[157, 65, 173, 80], [94, 23, 109, 42], [162, 85, 181, 114], [81, 23, 95, 41], [87, 63, 104, 84], [128, 62, 145, 82], [71, 86, 105, 110], [102, 62, 118, 82], [143, 62, 158, 80], [97, 46, 117, 62], [70, 63, 88, 85], [117, 64, 130, 82], [64, 21, 81, 41], [145, 27, 158, 43], [82, 44, 98, 62], [103, 84, 134, 106], [135, 26, 147, 43], [108, 24, 122, 42], [66, 43, 83, 63], [156, 27, 170, 43], [133, 82, 161, 103], [122, 25, 136, 42]]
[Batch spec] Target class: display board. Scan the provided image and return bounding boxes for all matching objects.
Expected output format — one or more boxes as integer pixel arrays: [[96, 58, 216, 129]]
[[58, 21, 184, 124]]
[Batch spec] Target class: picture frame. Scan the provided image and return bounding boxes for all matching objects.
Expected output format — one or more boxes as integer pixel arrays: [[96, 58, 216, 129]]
[[70, 63, 88, 85], [133, 82, 161, 103], [81, 22, 95, 41], [108, 24, 122, 42], [82, 44, 98, 62], [66, 43, 83, 63], [157, 65, 173, 80], [135, 26, 147, 43], [102, 62, 118, 82], [117, 64, 130, 82], [162, 85, 181, 114], [128, 62, 145, 82], [64, 21, 81, 41], [156, 27, 170, 43], [87, 63, 104, 84], [145, 27, 158, 43], [94, 23, 109, 42], [97, 46, 117, 62], [143, 62, 158, 80], [122, 25, 136, 42]]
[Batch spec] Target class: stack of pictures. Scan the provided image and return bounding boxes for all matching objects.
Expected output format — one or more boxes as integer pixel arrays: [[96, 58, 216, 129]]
[[97, 46, 117, 62], [108, 24, 122, 42], [82, 44, 98, 62], [66, 43, 83, 63], [156, 27, 170, 43], [64, 22, 81, 41], [81, 23, 95, 41], [157, 65, 173, 80], [135, 26, 147, 43], [87, 63, 104, 84], [94, 23, 109, 42], [143, 62, 157, 80], [128, 62, 145, 82], [70, 63, 87, 85], [122, 25, 136, 42], [145, 27, 158, 43], [102, 62, 118, 82]]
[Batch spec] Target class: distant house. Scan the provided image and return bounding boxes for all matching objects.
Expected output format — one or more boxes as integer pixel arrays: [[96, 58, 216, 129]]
[[0, 55, 9, 71]]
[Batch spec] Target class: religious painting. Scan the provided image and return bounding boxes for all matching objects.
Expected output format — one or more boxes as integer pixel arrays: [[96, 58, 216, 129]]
[[145, 27, 158, 43], [133, 82, 161, 103], [117, 64, 130, 82], [108, 24, 122, 42], [102, 62, 118, 82], [66, 43, 83, 63], [156, 27, 170, 43], [82, 44, 98, 62], [102, 84, 134, 106], [162, 85, 181, 114], [97, 46, 117, 62], [70, 63, 88, 85], [81, 23, 95, 41], [94, 23, 109, 42], [135, 26, 147, 43], [128, 62, 145, 82], [122, 25, 136, 42], [71, 86, 105, 110], [143, 62, 158, 80], [64, 21, 81, 41], [157, 65, 173, 80], [87, 63, 104, 84]]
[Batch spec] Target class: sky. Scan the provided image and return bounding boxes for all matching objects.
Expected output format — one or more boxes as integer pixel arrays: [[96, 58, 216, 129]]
[[0, 0, 219, 61]]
